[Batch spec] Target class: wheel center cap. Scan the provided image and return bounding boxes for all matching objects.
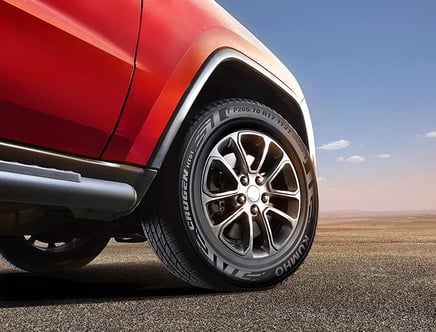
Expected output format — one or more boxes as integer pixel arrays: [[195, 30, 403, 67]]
[[247, 185, 260, 202]]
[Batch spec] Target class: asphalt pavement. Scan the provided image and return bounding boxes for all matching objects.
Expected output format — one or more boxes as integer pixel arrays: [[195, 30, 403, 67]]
[[0, 217, 435, 331]]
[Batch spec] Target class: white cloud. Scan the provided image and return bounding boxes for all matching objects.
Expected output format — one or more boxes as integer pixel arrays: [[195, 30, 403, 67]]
[[347, 155, 365, 163], [317, 177, 327, 182], [377, 154, 391, 159], [416, 134, 422, 138], [318, 139, 350, 150], [425, 131, 436, 138], [337, 155, 365, 163]]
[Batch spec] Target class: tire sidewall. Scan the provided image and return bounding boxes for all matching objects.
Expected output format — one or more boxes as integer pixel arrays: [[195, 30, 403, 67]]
[[178, 100, 318, 287]]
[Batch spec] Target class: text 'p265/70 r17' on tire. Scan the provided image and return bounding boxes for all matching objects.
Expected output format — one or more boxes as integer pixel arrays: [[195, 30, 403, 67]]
[[142, 99, 318, 290]]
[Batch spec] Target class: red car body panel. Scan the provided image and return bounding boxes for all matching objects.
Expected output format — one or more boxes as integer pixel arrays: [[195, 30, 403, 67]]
[[103, 1, 305, 165], [0, 0, 140, 157], [1, 0, 310, 166]]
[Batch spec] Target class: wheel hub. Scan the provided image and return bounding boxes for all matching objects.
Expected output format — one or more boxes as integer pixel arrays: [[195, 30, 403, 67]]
[[247, 185, 260, 202]]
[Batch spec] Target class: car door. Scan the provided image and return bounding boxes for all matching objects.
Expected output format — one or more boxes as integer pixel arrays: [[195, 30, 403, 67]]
[[0, 0, 140, 157]]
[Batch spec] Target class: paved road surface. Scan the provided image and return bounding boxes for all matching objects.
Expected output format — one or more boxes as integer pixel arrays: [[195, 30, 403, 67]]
[[0, 217, 435, 331]]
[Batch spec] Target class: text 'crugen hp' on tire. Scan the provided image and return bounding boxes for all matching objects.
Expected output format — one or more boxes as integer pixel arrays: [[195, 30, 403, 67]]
[[142, 99, 318, 290]]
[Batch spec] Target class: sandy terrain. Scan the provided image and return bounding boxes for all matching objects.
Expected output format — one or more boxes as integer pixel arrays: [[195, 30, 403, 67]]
[[0, 213, 435, 331]]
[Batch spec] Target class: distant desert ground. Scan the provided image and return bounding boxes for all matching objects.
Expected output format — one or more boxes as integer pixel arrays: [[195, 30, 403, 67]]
[[319, 210, 436, 225], [317, 211, 436, 246]]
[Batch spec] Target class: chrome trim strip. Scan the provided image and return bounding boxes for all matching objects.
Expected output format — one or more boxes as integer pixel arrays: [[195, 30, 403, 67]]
[[0, 141, 143, 186], [0, 160, 81, 183]]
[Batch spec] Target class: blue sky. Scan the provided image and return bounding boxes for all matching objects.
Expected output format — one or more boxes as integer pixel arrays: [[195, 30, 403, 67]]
[[217, 0, 436, 211]]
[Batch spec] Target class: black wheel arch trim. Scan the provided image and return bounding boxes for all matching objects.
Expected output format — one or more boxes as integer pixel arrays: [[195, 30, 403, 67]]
[[146, 48, 316, 171]]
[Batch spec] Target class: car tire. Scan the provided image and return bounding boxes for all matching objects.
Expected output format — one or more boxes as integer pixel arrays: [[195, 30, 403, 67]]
[[0, 235, 109, 273], [142, 99, 318, 290]]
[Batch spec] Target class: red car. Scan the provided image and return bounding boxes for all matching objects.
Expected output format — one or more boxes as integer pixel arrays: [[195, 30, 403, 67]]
[[0, 0, 318, 290]]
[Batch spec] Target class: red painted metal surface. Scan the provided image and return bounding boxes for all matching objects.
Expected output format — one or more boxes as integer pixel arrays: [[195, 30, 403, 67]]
[[0, 0, 140, 157], [1, 0, 303, 166], [103, 1, 301, 165]]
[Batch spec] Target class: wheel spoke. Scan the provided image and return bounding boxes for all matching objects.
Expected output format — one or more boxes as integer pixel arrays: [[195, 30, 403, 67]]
[[208, 146, 240, 184], [269, 188, 300, 201], [242, 214, 255, 258], [238, 132, 270, 173], [233, 134, 251, 175], [212, 206, 245, 237], [265, 159, 300, 198], [253, 138, 270, 174], [264, 157, 288, 185], [201, 190, 239, 205], [259, 212, 279, 255], [267, 207, 298, 230], [202, 189, 241, 226]]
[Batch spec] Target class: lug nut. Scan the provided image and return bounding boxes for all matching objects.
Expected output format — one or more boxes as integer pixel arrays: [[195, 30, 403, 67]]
[[261, 194, 269, 203], [240, 176, 249, 185], [255, 176, 264, 185], [237, 194, 246, 204], [251, 205, 259, 215]]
